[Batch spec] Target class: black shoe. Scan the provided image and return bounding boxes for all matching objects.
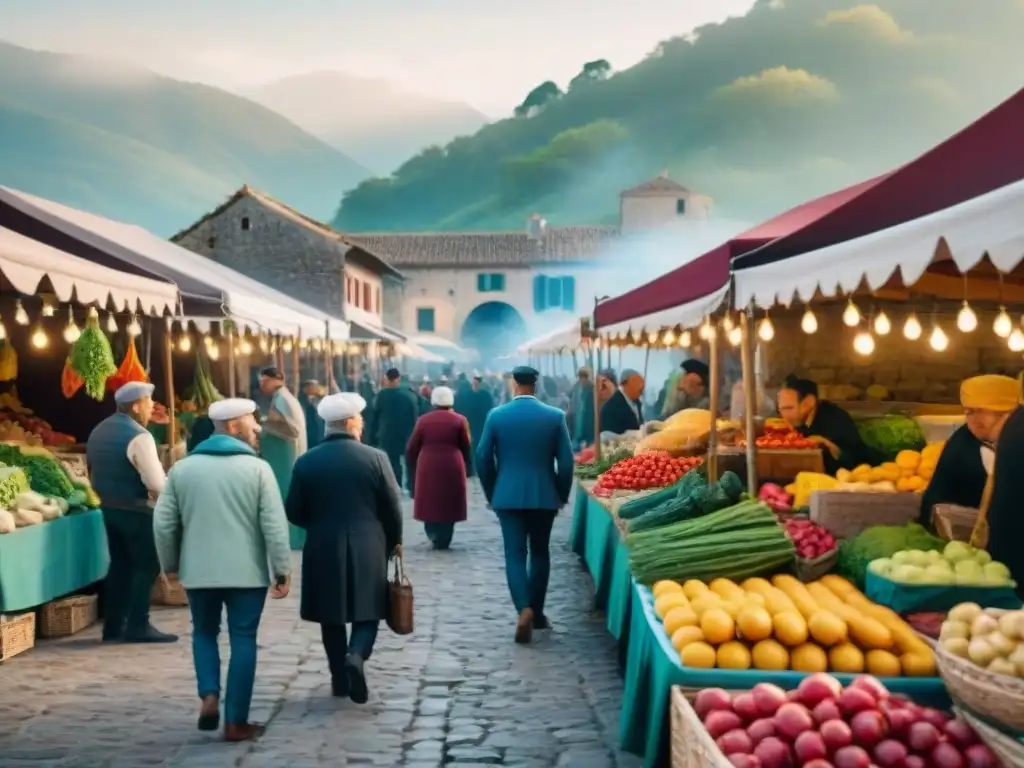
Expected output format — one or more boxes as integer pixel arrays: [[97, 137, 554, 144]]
[[331, 676, 349, 697], [343, 654, 369, 704], [533, 614, 551, 630], [102, 624, 124, 642], [123, 624, 179, 644]]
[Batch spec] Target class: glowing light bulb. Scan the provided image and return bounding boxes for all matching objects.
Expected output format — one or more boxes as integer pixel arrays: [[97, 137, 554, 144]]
[[14, 300, 29, 326], [178, 334, 192, 352], [929, 325, 949, 352], [240, 340, 253, 355], [258, 335, 269, 353], [662, 329, 676, 346], [647, 331, 658, 344], [41, 300, 55, 318], [993, 307, 1013, 338], [699, 319, 715, 340], [678, 330, 692, 347], [105, 312, 118, 333], [30, 325, 48, 349], [853, 331, 875, 356], [727, 325, 743, 347], [873, 311, 891, 336], [208, 343, 220, 361], [722, 315, 734, 332], [903, 314, 922, 341], [800, 308, 818, 334], [203, 334, 214, 349], [283, 338, 294, 353], [1009, 329, 1024, 353], [842, 300, 861, 327], [127, 315, 142, 337], [956, 301, 977, 332], [63, 321, 80, 344], [0, 318, 6, 341], [758, 317, 775, 342]]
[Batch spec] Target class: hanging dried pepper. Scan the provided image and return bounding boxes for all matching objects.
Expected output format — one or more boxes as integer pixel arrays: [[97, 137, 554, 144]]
[[107, 335, 148, 392], [69, 311, 116, 401], [61, 357, 84, 398]]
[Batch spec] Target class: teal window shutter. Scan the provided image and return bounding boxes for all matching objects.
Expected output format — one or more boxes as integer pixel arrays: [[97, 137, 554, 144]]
[[533, 275, 548, 311], [561, 276, 576, 311]]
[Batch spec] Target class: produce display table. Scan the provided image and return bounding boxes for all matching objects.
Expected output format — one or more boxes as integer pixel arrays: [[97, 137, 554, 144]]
[[0, 509, 109, 612], [569, 482, 951, 768]]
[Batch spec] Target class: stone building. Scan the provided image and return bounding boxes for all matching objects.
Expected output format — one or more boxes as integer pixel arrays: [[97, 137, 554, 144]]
[[619, 174, 713, 234], [172, 186, 403, 341]]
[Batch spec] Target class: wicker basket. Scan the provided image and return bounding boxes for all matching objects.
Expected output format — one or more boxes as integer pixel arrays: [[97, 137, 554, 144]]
[[935, 637, 1024, 733], [956, 707, 1024, 767], [670, 687, 733, 768], [810, 491, 921, 541], [795, 548, 840, 582], [933, 504, 980, 542], [151, 574, 188, 606], [0, 612, 36, 662], [37, 594, 98, 638]]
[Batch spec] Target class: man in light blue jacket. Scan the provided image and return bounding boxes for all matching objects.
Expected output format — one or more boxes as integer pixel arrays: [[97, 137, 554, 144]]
[[476, 365, 575, 644], [153, 398, 292, 743]]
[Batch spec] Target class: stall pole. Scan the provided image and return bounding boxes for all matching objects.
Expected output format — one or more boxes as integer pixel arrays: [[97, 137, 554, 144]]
[[226, 325, 237, 397], [617, 346, 623, 372], [291, 331, 301, 390], [591, 339, 602, 462], [571, 350, 579, 373], [642, 342, 652, 382], [323, 322, 332, 390], [739, 311, 759, 496], [707, 326, 721, 484], [275, 336, 286, 383], [163, 326, 178, 464]]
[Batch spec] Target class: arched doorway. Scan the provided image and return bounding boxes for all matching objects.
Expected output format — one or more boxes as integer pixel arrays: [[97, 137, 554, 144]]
[[460, 302, 527, 360]]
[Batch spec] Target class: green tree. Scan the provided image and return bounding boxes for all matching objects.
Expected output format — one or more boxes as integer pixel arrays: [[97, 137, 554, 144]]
[[513, 81, 564, 117], [569, 59, 612, 91]]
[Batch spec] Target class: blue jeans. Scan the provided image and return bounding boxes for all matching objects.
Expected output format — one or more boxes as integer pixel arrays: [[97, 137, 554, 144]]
[[187, 587, 267, 725], [321, 621, 379, 677], [496, 510, 557, 616]]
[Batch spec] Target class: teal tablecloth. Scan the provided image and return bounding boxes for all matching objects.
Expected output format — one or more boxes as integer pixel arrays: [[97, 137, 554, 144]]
[[0, 509, 110, 612], [570, 483, 950, 768]]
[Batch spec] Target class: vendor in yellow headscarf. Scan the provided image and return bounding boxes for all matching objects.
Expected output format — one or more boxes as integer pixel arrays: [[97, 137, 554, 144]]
[[918, 374, 1016, 527], [970, 374, 1024, 596]]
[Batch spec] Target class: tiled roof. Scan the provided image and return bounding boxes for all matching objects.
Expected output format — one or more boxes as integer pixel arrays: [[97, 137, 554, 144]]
[[347, 227, 619, 268], [621, 174, 691, 198], [172, 186, 403, 279]]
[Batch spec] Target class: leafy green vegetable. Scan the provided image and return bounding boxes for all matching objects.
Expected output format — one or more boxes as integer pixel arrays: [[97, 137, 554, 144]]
[[855, 414, 927, 462], [836, 522, 945, 588], [69, 313, 116, 400], [627, 470, 741, 533], [0, 445, 76, 498], [0, 466, 29, 510]]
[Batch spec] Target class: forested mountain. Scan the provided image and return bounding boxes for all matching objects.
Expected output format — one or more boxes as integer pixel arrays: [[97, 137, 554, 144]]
[[332, 0, 1024, 232]]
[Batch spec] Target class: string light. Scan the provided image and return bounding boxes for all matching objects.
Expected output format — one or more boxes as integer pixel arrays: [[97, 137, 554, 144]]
[[722, 315, 734, 332], [678, 329, 692, 348], [41, 299, 55, 318], [873, 311, 891, 336], [240, 339, 253, 356], [178, 333, 192, 353], [903, 314, 923, 341], [757, 316, 775, 342], [842, 299, 861, 327], [30, 324, 49, 349], [956, 301, 977, 332], [1009, 329, 1024, 353], [283, 338, 294, 353], [993, 308, 1013, 339], [800, 307, 818, 334], [14, 300, 29, 326], [207, 343, 221, 361], [0, 314, 6, 341], [203, 333, 215, 349], [258, 334, 269, 353], [105, 312, 118, 334], [727, 325, 743, 347], [698, 318, 715, 340], [646, 330, 658, 344], [662, 328, 676, 346], [62, 307, 80, 343], [127, 314, 142, 337], [929, 324, 949, 352], [853, 331, 875, 356]]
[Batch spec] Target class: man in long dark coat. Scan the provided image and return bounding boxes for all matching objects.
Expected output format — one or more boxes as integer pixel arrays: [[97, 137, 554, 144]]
[[368, 368, 420, 489], [285, 392, 403, 703], [463, 373, 494, 471], [298, 380, 325, 450]]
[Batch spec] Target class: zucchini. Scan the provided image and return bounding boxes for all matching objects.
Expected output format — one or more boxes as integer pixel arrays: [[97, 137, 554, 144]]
[[618, 484, 679, 520]]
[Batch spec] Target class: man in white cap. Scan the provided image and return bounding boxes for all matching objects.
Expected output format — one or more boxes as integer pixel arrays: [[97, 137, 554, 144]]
[[286, 392, 403, 704], [153, 398, 291, 742], [86, 381, 176, 644], [257, 366, 307, 550]]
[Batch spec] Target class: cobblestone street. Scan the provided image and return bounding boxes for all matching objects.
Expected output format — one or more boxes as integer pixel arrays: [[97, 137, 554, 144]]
[[0, 485, 641, 768]]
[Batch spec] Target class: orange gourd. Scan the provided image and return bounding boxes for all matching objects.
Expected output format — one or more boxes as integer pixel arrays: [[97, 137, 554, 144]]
[[107, 337, 148, 392]]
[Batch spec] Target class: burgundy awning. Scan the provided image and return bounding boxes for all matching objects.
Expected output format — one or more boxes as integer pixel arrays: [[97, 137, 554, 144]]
[[594, 176, 886, 328], [736, 87, 1024, 271]]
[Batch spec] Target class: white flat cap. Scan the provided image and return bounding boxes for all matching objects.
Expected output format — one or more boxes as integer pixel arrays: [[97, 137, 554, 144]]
[[318, 392, 366, 422], [114, 381, 155, 405], [431, 386, 454, 407], [208, 398, 257, 421], [472, 370, 482, 378]]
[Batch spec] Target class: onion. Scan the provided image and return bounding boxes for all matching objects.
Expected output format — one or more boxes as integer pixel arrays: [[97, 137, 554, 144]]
[[832, 745, 871, 768], [753, 683, 789, 717], [696, 687, 734, 719], [753, 736, 793, 768], [930, 742, 966, 768], [733, 693, 760, 722], [797, 674, 842, 707], [849, 710, 888, 749], [774, 703, 814, 741], [837, 687, 876, 716], [812, 699, 841, 724], [963, 743, 1000, 768], [718, 729, 754, 756], [819, 720, 854, 753], [793, 731, 827, 764], [944, 718, 979, 749], [903, 757, 925, 768], [728, 756, 763, 768], [907, 721, 941, 753], [881, 705, 918, 737], [801, 762, 835, 768], [848, 675, 889, 702], [872, 739, 907, 767], [706, 710, 745, 739], [920, 707, 951, 729], [747, 718, 777, 746]]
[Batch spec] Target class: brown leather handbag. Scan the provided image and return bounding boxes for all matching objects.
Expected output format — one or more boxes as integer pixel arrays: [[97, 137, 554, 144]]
[[387, 554, 414, 635]]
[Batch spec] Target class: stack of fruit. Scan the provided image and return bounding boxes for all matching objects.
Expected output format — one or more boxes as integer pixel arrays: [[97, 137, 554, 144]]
[[869, 542, 1015, 587], [652, 574, 935, 676], [754, 426, 818, 450], [783, 519, 838, 562], [939, 602, 1024, 678], [592, 451, 703, 495], [833, 445, 943, 493], [693, 674, 998, 767]]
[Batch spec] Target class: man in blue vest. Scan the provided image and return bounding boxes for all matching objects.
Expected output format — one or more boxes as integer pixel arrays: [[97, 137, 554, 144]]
[[475, 365, 575, 644], [87, 381, 177, 643]]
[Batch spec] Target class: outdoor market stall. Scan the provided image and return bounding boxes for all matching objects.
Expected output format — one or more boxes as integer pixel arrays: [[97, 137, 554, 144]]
[[0, 226, 180, 659]]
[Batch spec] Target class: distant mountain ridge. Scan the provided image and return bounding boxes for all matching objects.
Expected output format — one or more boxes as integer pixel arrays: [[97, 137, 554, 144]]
[[249, 71, 490, 174], [0, 41, 371, 234]]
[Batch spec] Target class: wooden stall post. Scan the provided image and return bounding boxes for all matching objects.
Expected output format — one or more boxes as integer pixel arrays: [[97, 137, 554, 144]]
[[590, 338, 601, 462], [275, 335, 285, 378], [291, 331, 301, 390], [642, 342, 652, 382], [226, 324, 237, 397], [740, 311, 759, 496], [707, 325, 721, 484], [162, 325, 178, 464], [323, 322, 331, 390]]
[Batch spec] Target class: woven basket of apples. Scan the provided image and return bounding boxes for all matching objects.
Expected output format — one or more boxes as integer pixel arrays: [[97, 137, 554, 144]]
[[676, 673, 1002, 767]]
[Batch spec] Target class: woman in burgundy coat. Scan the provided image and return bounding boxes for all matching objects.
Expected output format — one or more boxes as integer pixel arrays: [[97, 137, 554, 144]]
[[406, 386, 472, 549]]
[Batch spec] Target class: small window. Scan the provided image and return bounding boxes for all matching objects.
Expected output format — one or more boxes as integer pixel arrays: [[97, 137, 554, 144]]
[[346, 277, 352, 304], [353, 279, 361, 307], [241, 217, 251, 230], [375, 288, 381, 313], [206, 236, 216, 248], [363, 282, 372, 310], [477, 273, 506, 292], [676, 198, 686, 215], [416, 307, 435, 333], [533, 274, 576, 312]]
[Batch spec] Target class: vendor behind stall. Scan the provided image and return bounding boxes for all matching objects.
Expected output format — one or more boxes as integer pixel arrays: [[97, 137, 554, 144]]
[[918, 374, 1010, 527], [777, 375, 869, 475]]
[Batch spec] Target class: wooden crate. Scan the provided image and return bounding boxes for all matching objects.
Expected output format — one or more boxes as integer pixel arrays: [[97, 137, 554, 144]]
[[37, 594, 98, 638], [810, 490, 921, 540], [0, 612, 36, 662], [757, 449, 824, 483], [670, 687, 733, 768], [151, 574, 188, 606]]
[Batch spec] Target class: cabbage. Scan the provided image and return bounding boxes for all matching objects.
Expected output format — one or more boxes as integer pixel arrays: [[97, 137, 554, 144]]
[[855, 414, 926, 462]]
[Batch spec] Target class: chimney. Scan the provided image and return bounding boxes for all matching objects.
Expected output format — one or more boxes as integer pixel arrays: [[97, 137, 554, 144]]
[[527, 213, 547, 240]]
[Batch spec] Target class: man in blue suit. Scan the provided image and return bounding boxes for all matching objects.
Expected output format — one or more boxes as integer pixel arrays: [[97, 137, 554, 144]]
[[476, 365, 575, 644]]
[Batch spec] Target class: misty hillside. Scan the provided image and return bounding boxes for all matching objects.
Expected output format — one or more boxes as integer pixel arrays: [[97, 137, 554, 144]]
[[333, 0, 1024, 232], [249, 71, 490, 174], [0, 41, 371, 234]]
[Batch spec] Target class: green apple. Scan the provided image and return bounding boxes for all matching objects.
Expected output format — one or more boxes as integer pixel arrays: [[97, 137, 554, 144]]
[[893, 564, 925, 583], [924, 564, 956, 584], [983, 562, 1012, 583], [974, 549, 993, 566], [869, 558, 893, 577], [944, 540, 974, 564]]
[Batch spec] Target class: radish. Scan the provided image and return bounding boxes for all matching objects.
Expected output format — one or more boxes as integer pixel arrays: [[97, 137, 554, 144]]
[[812, 699, 841, 724], [747, 718, 777, 746], [774, 703, 814, 741], [728, 756, 763, 768], [879, 704, 917, 737], [832, 746, 871, 768], [793, 731, 828, 764], [695, 688, 733, 719], [906, 722, 941, 753], [733, 692, 760, 722], [717, 729, 754, 756], [706, 710, 744, 739], [943, 718, 979, 749], [849, 710, 888, 749], [872, 739, 907, 767], [753, 736, 793, 768], [752, 683, 788, 717], [820, 720, 854, 753], [849, 675, 888, 702], [929, 742, 966, 768], [903, 757, 925, 768], [963, 743, 1000, 767], [802, 762, 836, 768], [920, 707, 951, 729], [797, 674, 842, 706], [837, 687, 876, 716]]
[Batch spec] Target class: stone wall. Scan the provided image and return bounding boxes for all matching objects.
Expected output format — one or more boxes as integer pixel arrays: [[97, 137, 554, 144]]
[[175, 196, 348, 318], [762, 304, 1022, 403]]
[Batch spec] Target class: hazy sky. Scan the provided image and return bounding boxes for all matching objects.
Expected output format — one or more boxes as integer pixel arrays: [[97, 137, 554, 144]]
[[2, 0, 756, 114]]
